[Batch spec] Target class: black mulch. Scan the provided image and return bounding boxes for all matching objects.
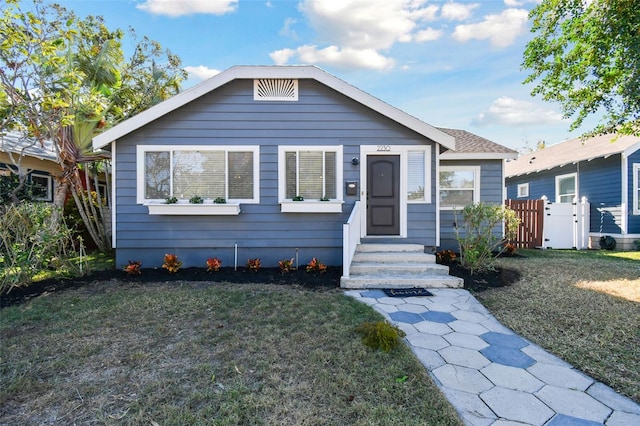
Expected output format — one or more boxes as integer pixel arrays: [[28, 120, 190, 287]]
[[1, 256, 523, 309]]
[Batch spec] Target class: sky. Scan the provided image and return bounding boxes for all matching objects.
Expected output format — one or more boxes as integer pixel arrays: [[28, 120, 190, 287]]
[[47, 0, 600, 152]]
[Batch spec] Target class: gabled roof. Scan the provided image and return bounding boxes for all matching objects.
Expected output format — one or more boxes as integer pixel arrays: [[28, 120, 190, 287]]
[[505, 134, 640, 178], [93, 65, 456, 150], [0, 131, 57, 162], [438, 128, 518, 160]]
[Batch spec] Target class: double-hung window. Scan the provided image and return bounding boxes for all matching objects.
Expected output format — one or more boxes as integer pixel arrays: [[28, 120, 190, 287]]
[[555, 173, 576, 203], [407, 150, 430, 202], [439, 166, 480, 209], [31, 173, 53, 202], [278, 146, 343, 212], [137, 146, 260, 204]]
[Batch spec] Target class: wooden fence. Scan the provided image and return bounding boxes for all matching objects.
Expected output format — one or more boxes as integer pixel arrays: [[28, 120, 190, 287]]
[[506, 199, 544, 249]]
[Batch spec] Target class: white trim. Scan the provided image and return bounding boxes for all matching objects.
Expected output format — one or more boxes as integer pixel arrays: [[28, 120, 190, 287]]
[[517, 182, 529, 198], [621, 155, 628, 232], [440, 152, 517, 160], [632, 163, 640, 215], [146, 201, 241, 215], [406, 148, 431, 204], [277, 145, 344, 212], [136, 145, 260, 204], [555, 172, 577, 203], [439, 165, 481, 210], [111, 142, 117, 249], [30, 172, 53, 202], [253, 78, 298, 101], [435, 146, 440, 246], [93, 66, 455, 151]]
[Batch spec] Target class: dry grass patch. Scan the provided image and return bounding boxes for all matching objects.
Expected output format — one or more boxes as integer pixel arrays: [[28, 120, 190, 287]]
[[476, 250, 640, 402], [575, 278, 640, 302], [0, 281, 462, 425]]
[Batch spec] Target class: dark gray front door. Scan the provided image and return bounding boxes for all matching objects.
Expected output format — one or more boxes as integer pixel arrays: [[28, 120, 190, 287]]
[[367, 155, 400, 235]]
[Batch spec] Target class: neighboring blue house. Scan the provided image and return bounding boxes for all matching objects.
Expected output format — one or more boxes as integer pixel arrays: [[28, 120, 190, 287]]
[[93, 65, 516, 270], [505, 133, 640, 250]]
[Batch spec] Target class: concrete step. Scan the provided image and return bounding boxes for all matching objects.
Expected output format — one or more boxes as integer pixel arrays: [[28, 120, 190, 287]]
[[340, 275, 463, 289], [352, 251, 436, 264], [355, 243, 426, 253], [349, 262, 450, 276]]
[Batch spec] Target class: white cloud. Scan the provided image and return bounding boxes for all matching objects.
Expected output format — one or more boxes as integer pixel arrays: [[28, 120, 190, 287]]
[[441, 2, 479, 21], [279, 17, 298, 39], [452, 8, 529, 48], [270, 48, 296, 65], [414, 28, 443, 42], [504, 0, 540, 6], [184, 65, 221, 81], [137, 0, 238, 17], [272, 45, 395, 70], [473, 96, 564, 126]]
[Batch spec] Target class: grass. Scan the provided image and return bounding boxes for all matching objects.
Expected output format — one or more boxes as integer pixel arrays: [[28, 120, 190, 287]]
[[477, 249, 640, 402], [0, 282, 462, 425]]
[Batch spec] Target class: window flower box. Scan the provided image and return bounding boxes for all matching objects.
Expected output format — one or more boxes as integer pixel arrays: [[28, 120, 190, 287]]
[[280, 200, 343, 213], [145, 200, 241, 215]]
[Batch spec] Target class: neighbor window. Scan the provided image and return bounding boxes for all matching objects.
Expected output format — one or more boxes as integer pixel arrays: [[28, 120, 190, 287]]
[[633, 164, 640, 215], [278, 146, 343, 201], [517, 183, 529, 198], [555, 173, 576, 203], [439, 166, 480, 209], [137, 146, 260, 203], [31, 173, 53, 202]]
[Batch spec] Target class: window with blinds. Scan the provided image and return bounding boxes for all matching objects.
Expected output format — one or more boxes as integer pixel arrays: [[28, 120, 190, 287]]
[[142, 147, 258, 202], [283, 149, 338, 200], [407, 151, 425, 201]]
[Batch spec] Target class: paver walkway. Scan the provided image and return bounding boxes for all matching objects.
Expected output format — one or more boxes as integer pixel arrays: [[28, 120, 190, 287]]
[[346, 288, 640, 426]]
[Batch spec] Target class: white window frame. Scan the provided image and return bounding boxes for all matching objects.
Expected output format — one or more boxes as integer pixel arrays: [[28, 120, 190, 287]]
[[517, 183, 529, 198], [406, 149, 431, 204], [278, 145, 344, 213], [439, 166, 481, 210], [633, 164, 640, 215], [30, 172, 53, 202], [555, 172, 577, 203], [136, 145, 260, 205]]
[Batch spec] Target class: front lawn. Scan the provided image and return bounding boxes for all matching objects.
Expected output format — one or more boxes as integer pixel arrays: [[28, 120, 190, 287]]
[[0, 281, 462, 425], [478, 249, 640, 403]]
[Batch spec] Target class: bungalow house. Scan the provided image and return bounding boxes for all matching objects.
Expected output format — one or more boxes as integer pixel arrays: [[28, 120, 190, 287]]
[[0, 131, 59, 202], [92, 65, 517, 273], [505, 133, 640, 250]]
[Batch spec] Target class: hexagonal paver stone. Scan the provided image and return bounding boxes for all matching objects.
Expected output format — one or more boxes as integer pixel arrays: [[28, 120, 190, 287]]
[[480, 345, 536, 369], [359, 289, 386, 299], [406, 333, 449, 351], [480, 331, 529, 349], [432, 364, 494, 394], [536, 385, 612, 423], [421, 310, 456, 323], [388, 310, 424, 324], [545, 414, 604, 426], [481, 387, 554, 425], [439, 346, 490, 369], [527, 363, 593, 391], [443, 332, 490, 351], [480, 363, 544, 393]]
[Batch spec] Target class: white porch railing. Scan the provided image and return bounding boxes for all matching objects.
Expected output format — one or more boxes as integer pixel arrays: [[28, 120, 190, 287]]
[[342, 201, 362, 278]]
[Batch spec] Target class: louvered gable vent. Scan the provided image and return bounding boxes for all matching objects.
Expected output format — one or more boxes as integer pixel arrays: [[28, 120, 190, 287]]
[[254, 79, 298, 101]]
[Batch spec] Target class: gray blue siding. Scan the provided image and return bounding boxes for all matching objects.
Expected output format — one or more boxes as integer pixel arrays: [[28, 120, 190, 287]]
[[438, 159, 505, 251], [114, 79, 437, 268]]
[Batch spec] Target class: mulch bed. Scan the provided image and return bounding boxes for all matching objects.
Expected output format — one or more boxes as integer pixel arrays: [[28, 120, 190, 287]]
[[1, 257, 522, 309]]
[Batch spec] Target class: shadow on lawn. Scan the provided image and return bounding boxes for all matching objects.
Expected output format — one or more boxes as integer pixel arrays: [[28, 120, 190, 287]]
[[1, 258, 522, 308]]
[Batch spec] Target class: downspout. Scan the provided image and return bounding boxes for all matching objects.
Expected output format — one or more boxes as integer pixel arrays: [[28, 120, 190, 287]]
[[435, 144, 440, 247], [111, 141, 117, 249], [621, 153, 628, 234]]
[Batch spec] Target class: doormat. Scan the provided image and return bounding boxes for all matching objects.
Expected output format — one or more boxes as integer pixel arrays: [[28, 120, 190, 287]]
[[383, 288, 434, 297]]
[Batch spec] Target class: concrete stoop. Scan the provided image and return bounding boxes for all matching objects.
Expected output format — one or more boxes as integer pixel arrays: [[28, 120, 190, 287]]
[[340, 243, 463, 289]]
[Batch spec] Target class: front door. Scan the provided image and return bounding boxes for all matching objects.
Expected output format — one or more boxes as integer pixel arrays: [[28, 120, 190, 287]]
[[367, 155, 400, 235]]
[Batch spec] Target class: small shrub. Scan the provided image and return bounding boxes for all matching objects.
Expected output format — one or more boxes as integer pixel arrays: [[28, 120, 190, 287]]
[[213, 197, 226, 204], [306, 257, 327, 273], [162, 253, 182, 273], [123, 260, 142, 275], [189, 195, 203, 204], [165, 196, 178, 204], [355, 321, 406, 352], [503, 242, 517, 256], [292, 196, 304, 201], [279, 258, 294, 273], [247, 258, 261, 272], [435, 249, 457, 264], [206, 257, 222, 272]]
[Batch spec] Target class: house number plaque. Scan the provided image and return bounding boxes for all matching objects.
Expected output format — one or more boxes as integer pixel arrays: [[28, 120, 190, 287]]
[[377, 145, 391, 151]]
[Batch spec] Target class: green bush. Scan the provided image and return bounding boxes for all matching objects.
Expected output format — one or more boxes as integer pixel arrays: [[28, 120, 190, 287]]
[[0, 202, 80, 293], [355, 321, 407, 352], [454, 202, 519, 273]]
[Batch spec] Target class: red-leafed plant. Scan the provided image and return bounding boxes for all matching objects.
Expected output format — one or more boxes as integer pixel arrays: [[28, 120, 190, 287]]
[[278, 258, 294, 273], [306, 257, 327, 274], [162, 253, 182, 273], [247, 258, 261, 272], [206, 257, 222, 272], [435, 249, 457, 265], [123, 260, 142, 275]]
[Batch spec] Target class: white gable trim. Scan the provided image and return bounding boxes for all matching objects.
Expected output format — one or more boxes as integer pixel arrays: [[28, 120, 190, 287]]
[[93, 66, 455, 150]]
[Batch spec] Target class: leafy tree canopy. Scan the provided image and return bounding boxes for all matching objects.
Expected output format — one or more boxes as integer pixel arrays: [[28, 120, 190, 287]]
[[523, 0, 640, 137]]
